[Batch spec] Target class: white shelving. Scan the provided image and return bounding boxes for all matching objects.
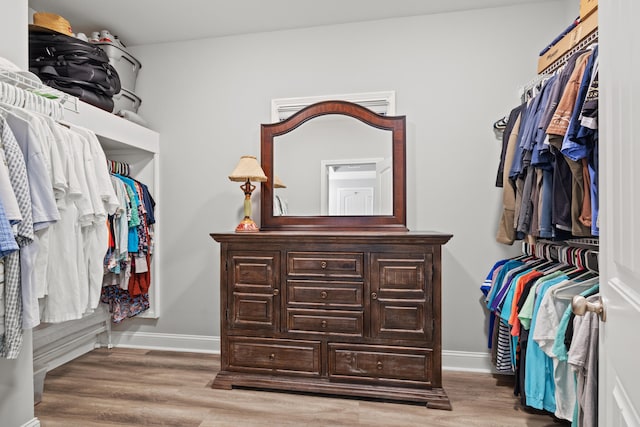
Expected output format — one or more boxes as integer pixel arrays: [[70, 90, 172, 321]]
[[0, 67, 78, 114], [63, 100, 161, 319]]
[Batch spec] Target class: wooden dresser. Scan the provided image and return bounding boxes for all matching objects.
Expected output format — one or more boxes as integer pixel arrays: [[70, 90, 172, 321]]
[[210, 231, 453, 409]]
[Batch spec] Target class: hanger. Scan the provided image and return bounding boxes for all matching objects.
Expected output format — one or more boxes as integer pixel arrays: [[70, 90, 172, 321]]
[[585, 250, 599, 272], [0, 82, 63, 120], [553, 276, 599, 300], [108, 159, 131, 176], [493, 115, 508, 130]]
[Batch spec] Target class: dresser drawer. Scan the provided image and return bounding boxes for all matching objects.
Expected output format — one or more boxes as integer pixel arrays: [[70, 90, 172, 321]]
[[328, 344, 433, 385], [286, 280, 363, 308], [228, 337, 321, 376], [287, 252, 364, 278], [287, 309, 363, 336]]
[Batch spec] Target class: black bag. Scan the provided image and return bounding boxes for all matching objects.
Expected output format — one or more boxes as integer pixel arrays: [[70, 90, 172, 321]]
[[29, 30, 121, 111]]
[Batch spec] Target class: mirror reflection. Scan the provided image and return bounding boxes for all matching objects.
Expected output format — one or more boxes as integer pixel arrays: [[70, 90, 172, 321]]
[[273, 115, 393, 216]]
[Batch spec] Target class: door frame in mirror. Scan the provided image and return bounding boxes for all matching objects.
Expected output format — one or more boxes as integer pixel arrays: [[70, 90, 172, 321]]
[[260, 100, 407, 231]]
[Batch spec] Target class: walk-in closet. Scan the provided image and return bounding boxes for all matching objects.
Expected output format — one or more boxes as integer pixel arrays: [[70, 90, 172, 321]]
[[0, 0, 638, 426]]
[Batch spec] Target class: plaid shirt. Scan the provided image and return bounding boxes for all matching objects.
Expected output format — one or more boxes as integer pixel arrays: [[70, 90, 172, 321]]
[[0, 116, 35, 359]]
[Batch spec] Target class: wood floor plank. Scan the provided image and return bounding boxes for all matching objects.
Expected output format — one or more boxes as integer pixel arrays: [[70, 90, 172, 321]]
[[35, 348, 566, 427], [36, 393, 208, 426]]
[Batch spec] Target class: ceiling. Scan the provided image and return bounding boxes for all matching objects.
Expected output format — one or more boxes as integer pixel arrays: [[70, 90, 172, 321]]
[[29, 0, 549, 47]]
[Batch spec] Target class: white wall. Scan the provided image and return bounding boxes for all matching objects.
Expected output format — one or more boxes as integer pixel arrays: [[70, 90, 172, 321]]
[[0, 0, 28, 68], [124, 1, 574, 358]]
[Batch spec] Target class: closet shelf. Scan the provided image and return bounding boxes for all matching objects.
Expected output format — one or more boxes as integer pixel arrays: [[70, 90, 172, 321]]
[[564, 238, 599, 250], [63, 100, 159, 154], [537, 10, 598, 74], [0, 68, 78, 112]]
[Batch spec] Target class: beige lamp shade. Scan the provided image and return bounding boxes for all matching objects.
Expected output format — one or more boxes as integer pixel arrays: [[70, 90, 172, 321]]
[[228, 155, 267, 182], [274, 175, 287, 188]]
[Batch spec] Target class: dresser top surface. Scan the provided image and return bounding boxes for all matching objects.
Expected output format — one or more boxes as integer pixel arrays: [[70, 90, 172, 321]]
[[211, 231, 453, 245]]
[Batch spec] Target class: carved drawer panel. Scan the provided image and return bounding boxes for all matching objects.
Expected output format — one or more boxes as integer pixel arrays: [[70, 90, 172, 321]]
[[230, 253, 279, 291], [228, 337, 321, 376], [328, 343, 433, 385], [287, 252, 364, 278], [286, 309, 364, 336], [228, 252, 280, 331], [370, 253, 433, 341], [286, 280, 363, 308], [231, 293, 276, 330], [372, 300, 431, 342]]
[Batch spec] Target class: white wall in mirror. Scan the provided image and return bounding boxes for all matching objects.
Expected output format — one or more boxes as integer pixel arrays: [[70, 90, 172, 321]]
[[274, 114, 392, 216]]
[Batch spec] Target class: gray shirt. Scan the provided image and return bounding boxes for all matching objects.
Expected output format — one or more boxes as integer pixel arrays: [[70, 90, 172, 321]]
[[568, 295, 600, 427]]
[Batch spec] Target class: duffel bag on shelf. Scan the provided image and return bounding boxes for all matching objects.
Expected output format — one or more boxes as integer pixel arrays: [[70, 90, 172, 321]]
[[29, 30, 121, 111]]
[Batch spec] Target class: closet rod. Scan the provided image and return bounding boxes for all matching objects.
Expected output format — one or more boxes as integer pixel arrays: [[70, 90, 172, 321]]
[[522, 240, 599, 272]]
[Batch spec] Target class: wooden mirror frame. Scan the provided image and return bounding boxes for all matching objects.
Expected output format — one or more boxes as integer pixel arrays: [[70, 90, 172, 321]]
[[260, 100, 407, 231]]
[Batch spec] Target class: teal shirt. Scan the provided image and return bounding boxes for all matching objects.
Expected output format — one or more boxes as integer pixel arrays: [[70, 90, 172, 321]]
[[524, 275, 569, 412], [552, 283, 600, 361], [518, 271, 564, 330]]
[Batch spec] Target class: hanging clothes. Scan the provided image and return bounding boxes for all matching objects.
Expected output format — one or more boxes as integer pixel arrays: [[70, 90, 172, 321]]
[[0, 81, 155, 358], [494, 45, 599, 244], [481, 242, 599, 424], [102, 166, 155, 324], [568, 296, 599, 427]]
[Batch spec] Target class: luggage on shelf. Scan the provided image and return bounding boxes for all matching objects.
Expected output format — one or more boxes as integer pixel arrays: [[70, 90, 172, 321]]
[[29, 30, 121, 112]]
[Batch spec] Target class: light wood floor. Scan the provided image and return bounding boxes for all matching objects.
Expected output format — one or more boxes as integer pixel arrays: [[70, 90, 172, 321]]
[[35, 348, 566, 427]]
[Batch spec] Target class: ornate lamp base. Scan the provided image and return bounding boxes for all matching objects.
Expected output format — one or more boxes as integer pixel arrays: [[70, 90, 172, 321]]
[[235, 217, 259, 233]]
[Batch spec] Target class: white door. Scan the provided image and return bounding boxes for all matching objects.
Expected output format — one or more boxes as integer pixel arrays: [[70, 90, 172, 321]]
[[599, 1, 640, 424], [337, 187, 374, 215]]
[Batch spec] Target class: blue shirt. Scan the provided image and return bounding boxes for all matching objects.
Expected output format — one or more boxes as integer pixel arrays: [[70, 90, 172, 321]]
[[0, 199, 19, 258], [488, 261, 529, 311], [486, 260, 523, 310], [561, 47, 597, 161], [114, 174, 141, 253], [531, 76, 558, 168]]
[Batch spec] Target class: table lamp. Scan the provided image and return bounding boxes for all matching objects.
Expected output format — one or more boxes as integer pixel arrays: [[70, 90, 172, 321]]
[[274, 175, 287, 188], [228, 155, 267, 232]]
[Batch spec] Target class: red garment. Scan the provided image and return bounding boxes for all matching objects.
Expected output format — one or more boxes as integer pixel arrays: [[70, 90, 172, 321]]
[[509, 270, 542, 337], [128, 253, 151, 296]]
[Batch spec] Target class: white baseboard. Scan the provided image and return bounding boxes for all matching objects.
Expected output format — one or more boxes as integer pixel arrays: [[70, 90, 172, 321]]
[[108, 331, 220, 354], [107, 332, 492, 373], [442, 350, 493, 373], [21, 418, 40, 427]]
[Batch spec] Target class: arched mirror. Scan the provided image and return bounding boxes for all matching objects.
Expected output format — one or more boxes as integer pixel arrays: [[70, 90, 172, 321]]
[[260, 100, 407, 231]]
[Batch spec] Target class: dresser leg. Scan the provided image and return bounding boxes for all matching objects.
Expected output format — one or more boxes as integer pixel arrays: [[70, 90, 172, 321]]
[[426, 400, 453, 410], [424, 387, 453, 410], [211, 371, 233, 390]]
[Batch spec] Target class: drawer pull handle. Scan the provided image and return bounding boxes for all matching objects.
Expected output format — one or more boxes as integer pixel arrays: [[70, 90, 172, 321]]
[[371, 292, 378, 300], [377, 361, 383, 370], [320, 291, 328, 299], [321, 320, 328, 328], [321, 261, 328, 269], [273, 289, 280, 296], [269, 353, 276, 361]]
